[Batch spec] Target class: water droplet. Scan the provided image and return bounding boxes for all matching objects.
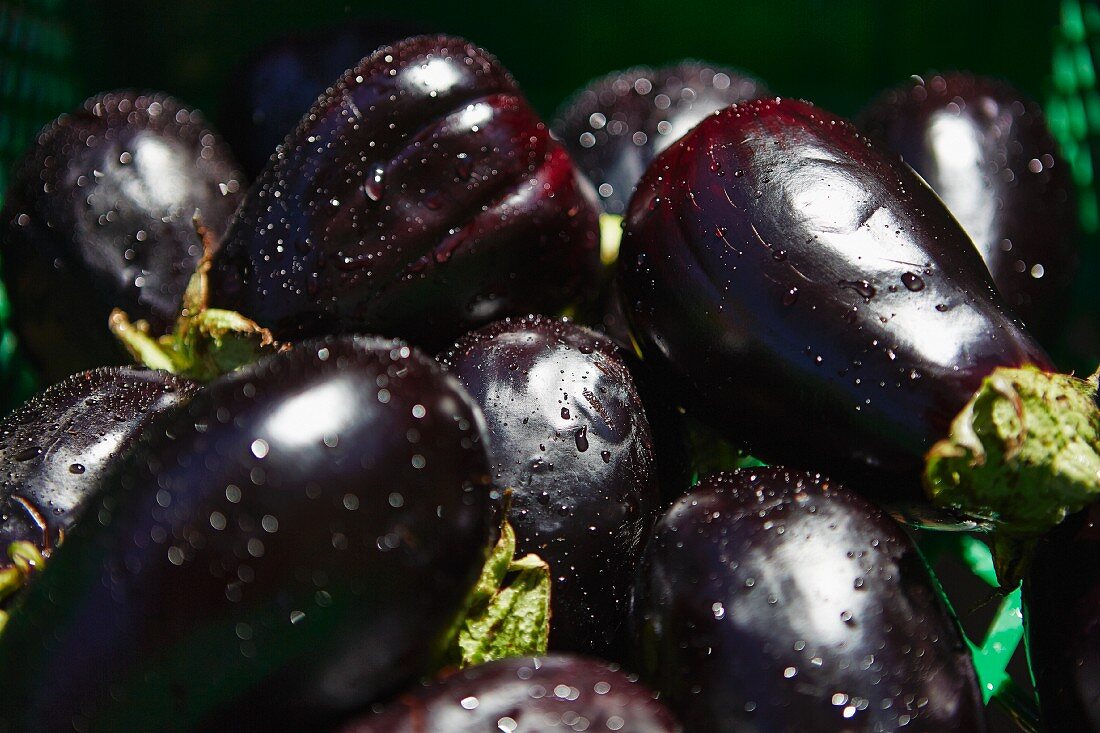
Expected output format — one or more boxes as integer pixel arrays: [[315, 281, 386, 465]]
[[68, 463, 86, 474], [839, 279, 876, 299], [560, 407, 571, 420], [14, 446, 41, 462], [364, 167, 385, 201], [901, 272, 925, 291], [600, 450, 611, 463], [782, 287, 799, 306], [574, 426, 589, 452]]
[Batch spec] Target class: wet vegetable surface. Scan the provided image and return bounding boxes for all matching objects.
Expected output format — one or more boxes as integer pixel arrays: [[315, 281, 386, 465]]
[[440, 316, 659, 656], [860, 73, 1076, 344], [335, 654, 682, 732], [631, 468, 987, 732], [1024, 500, 1100, 731], [554, 62, 769, 214], [0, 366, 196, 568], [1, 91, 245, 381], [209, 35, 601, 350], [219, 19, 425, 178], [618, 97, 1051, 500], [0, 336, 499, 732]]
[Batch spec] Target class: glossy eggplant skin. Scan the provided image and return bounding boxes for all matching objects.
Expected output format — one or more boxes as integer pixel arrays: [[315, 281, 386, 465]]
[[631, 468, 986, 732], [0, 336, 499, 732], [335, 654, 683, 732], [554, 62, 769, 214], [618, 97, 1052, 500], [1024, 500, 1100, 730], [440, 316, 659, 656], [219, 19, 424, 177], [860, 73, 1076, 344], [1, 91, 245, 382], [0, 367, 196, 569], [209, 35, 601, 351]]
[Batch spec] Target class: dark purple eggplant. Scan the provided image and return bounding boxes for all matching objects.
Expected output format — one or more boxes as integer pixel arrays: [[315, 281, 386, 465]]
[[439, 315, 659, 656], [219, 19, 425, 177], [554, 62, 769, 215], [0, 335, 499, 731], [1024, 500, 1100, 730], [335, 654, 682, 732], [0, 367, 196, 571], [208, 35, 601, 351], [631, 468, 986, 732], [859, 73, 1077, 344], [1, 92, 245, 382], [617, 97, 1052, 504]]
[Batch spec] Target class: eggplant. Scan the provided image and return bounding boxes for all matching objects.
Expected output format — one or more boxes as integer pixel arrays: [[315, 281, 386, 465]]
[[554, 62, 769, 214], [1024, 499, 1100, 730], [208, 35, 601, 351], [0, 335, 499, 731], [617, 96, 1052, 504], [859, 73, 1077, 345], [439, 315, 660, 656], [219, 19, 425, 177], [631, 468, 986, 732], [0, 367, 196, 573], [334, 654, 682, 732], [1, 91, 245, 382]]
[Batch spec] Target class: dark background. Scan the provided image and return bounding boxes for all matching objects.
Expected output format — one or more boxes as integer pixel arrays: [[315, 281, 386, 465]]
[[68, 0, 1060, 121]]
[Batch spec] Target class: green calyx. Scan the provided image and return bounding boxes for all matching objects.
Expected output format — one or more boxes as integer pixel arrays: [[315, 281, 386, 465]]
[[924, 365, 1100, 585], [0, 541, 47, 636], [435, 520, 551, 669], [110, 220, 281, 381]]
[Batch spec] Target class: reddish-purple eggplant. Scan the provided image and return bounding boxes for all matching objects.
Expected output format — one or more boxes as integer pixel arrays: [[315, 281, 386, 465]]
[[335, 654, 682, 732], [219, 19, 425, 177], [209, 35, 601, 351], [554, 62, 769, 214], [631, 468, 986, 732], [859, 73, 1077, 344], [0, 336, 499, 731], [0, 367, 196, 572], [1, 92, 245, 382], [618, 97, 1052, 503], [439, 316, 659, 656], [1024, 500, 1100, 730]]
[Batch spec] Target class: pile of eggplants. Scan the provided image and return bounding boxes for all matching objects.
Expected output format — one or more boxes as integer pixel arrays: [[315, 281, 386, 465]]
[[0, 25, 1093, 733]]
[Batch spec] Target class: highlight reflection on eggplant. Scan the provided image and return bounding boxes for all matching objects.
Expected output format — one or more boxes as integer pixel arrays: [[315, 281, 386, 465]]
[[554, 62, 769, 214], [1, 92, 244, 381], [618, 97, 1051, 503], [440, 316, 659, 656], [210, 35, 601, 351], [860, 73, 1076, 345], [0, 367, 197, 571], [631, 468, 986, 732], [0, 336, 499, 731]]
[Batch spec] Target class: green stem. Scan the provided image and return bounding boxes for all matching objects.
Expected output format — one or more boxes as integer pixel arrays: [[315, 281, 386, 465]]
[[110, 220, 280, 381]]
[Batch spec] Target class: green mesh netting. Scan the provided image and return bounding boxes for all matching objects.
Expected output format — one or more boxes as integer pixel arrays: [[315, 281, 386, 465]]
[[1048, 0, 1100, 235]]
